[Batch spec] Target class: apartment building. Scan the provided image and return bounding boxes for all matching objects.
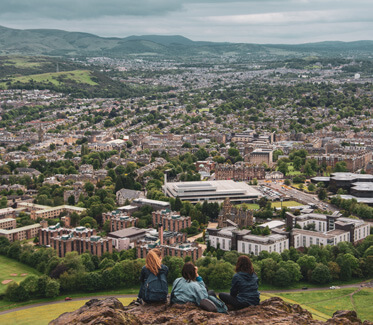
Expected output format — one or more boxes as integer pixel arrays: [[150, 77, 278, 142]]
[[0, 223, 41, 242], [0, 218, 16, 230], [152, 210, 191, 232]]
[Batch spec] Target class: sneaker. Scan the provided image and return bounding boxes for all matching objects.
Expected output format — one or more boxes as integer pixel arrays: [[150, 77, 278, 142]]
[[200, 299, 217, 312]]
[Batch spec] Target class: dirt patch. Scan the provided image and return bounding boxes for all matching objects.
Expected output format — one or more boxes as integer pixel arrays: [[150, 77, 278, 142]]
[[20, 273, 28, 276], [10, 273, 18, 276], [2, 280, 12, 285]]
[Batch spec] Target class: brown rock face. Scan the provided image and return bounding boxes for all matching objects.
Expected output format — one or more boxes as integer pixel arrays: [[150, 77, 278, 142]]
[[49, 297, 141, 325], [49, 296, 372, 325]]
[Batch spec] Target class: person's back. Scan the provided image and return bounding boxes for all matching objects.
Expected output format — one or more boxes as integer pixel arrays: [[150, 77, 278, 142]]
[[171, 274, 208, 305], [137, 249, 168, 304], [219, 255, 260, 310], [231, 271, 259, 305]]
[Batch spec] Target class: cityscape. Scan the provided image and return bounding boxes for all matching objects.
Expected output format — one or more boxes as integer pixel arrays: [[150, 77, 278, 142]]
[[0, 0, 372, 324]]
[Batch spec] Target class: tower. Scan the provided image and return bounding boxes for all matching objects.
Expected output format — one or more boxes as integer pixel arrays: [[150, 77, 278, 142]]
[[38, 123, 44, 143]]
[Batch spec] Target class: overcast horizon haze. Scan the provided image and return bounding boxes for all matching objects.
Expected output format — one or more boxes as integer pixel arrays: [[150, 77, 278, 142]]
[[0, 0, 372, 44]]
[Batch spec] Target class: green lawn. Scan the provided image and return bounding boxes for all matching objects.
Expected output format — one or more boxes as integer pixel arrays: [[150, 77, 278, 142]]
[[271, 200, 303, 208], [0, 256, 41, 294], [235, 203, 260, 210], [276, 288, 373, 322], [0, 70, 98, 88]]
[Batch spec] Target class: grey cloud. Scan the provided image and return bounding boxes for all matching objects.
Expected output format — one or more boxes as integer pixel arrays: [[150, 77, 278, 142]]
[[0, 0, 183, 19]]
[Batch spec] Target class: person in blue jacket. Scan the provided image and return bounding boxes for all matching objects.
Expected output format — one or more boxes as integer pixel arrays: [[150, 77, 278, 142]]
[[219, 255, 260, 310], [137, 248, 168, 304], [171, 262, 227, 313]]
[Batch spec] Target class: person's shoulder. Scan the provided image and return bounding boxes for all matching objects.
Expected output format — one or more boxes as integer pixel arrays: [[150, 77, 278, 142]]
[[161, 264, 169, 271]]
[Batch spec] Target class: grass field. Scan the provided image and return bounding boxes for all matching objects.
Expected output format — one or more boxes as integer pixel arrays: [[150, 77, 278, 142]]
[[0, 70, 98, 88], [3, 57, 44, 68], [0, 298, 134, 325], [235, 203, 260, 210], [271, 200, 303, 208], [276, 288, 373, 322], [0, 256, 41, 294]]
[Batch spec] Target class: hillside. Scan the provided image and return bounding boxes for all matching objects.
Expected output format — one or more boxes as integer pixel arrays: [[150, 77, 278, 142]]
[[0, 25, 372, 59]]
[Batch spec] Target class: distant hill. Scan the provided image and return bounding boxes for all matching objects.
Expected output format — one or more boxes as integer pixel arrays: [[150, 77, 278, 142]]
[[0, 25, 372, 59]]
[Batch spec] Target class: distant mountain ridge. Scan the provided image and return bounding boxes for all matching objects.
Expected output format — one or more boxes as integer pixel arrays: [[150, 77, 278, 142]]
[[0, 25, 372, 59]]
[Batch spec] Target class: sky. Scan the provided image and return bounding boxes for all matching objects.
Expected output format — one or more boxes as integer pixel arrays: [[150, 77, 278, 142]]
[[0, 0, 372, 44]]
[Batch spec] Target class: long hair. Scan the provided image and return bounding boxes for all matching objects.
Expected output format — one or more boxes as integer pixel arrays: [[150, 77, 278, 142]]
[[235, 255, 255, 274], [182, 262, 197, 282], [145, 249, 162, 275]]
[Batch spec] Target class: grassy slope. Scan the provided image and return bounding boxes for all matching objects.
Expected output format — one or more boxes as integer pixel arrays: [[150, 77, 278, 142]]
[[0, 256, 41, 294], [0, 70, 98, 88], [0, 298, 134, 325]]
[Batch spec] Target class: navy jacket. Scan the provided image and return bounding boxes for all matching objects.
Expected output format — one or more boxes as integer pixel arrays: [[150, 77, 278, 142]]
[[230, 272, 260, 305], [138, 264, 169, 300]]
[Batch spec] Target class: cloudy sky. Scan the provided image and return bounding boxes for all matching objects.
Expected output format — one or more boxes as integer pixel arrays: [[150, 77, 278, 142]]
[[0, 0, 372, 44]]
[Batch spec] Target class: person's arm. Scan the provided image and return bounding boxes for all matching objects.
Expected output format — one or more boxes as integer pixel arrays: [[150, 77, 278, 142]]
[[230, 274, 239, 297], [193, 281, 208, 305]]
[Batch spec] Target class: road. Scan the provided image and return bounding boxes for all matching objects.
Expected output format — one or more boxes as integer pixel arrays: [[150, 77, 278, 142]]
[[1, 280, 370, 316]]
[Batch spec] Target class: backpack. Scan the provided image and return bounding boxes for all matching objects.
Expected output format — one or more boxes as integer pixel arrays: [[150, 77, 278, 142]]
[[144, 271, 168, 302]]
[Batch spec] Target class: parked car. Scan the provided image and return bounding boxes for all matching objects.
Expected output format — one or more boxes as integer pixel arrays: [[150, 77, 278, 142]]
[[302, 287, 308, 290], [65, 297, 72, 301]]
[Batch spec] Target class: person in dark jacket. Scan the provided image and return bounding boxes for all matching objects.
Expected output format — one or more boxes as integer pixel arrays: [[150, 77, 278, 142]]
[[219, 255, 260, 310], [137, 248, 168, 303]]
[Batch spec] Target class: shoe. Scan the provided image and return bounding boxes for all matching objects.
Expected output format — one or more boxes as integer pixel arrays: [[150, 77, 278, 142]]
[[200, 299, 217, 312]]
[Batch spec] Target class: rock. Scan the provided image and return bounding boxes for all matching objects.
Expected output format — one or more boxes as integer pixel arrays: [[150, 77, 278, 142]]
[[50, 296, 372, 325], [49, 297, 141, 325]]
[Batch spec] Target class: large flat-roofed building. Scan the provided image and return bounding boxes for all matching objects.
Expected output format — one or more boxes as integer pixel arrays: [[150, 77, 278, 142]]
[[108, 227, 147, 251], [0, 223, 41, 242], [163, 180, 261, 203], [132, 198, 170, 210], [292, 229, 350, 248]]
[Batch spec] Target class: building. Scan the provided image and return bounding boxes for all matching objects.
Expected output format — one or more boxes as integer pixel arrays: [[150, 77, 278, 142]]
[[109, 215, 138, 232], [132, 198, 171, 211], [51, 235, 112, 257], [163, 180, 261, 203], [152, 210, 191, 232], [0, 223, 41, 242], [207, 226, 288, 255], [218, 198, 254, 228], [137, 242, 202, 260], [0, 207, 16, 219], [108, 227, 147, 251], [116, 188, 143, 206], [245, 149, 273, 167], [17, 203, 86, 220], [286, 211, 370, 247], [0, 218, 16, 230], [39, 224, 96, 246], [215, 162, 265, 181]]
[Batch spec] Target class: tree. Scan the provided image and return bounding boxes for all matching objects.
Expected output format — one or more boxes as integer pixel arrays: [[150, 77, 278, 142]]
[[260, 258, 278, 284], [307, 183, 316, 192], [162, 256, 184, 284], [297, 255, 317, 280], [208, 262, 235, 289], [318, 188, 327, 200], [273, 267, 292, 287], [45, 279, 60, 298], [175, 196, 182, 212], [67, 195, 75, 206], [311, 264, 332, 284]]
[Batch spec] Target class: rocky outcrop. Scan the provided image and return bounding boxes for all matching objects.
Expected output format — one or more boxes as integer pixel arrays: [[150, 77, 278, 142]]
[[49, 296, 372, 325]]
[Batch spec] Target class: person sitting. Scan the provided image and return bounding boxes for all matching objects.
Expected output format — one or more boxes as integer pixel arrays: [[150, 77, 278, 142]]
[[219, 255, 260, 310], [137, 248, 168, 304], [171, 262, 227, 313]]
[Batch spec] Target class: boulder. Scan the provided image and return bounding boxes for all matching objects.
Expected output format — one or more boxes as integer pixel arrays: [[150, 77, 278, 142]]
[[49, 296, 372, 325]]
